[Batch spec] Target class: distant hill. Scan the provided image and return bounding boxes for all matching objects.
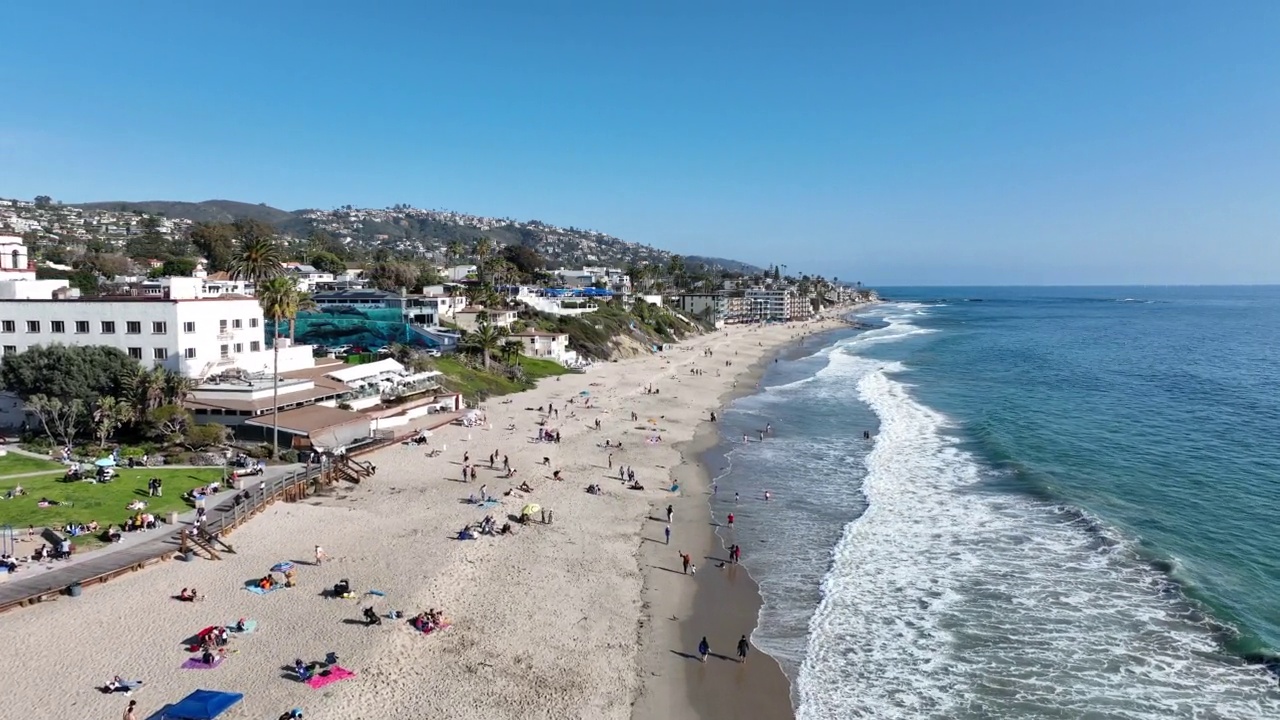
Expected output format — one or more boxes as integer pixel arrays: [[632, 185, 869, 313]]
[[66, 199, 766, 275], [684, 256, 763, 275], [72, 200, 296, 225]]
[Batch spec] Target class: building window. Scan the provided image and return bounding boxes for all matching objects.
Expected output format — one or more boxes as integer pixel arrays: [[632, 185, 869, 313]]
[[234, 343, 243, 353], [183, 321, 195, 333], [127, 347, 142, 359], [2, 320, 14, 333], [219, 319, 228, 332], [184, 347, 197, 359], [74, 320, 90, 333], [10, 250, 18, 268], [1, 345, 14, 355], [50, 321, 65, 333], [250, 318, 259, 328], [101, 321, 116, 333], [151, 321, 166, 334], [25, 321, 40, 333], [232, 319, 243, 329], [153, 348, 168, 360], [250, 341, 261, 352], [126, 321, 141, 334], [220, 344, 229, 358]]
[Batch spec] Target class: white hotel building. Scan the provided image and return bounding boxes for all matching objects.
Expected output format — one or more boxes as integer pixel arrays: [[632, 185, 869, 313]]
[[0, 275, 309, 379]]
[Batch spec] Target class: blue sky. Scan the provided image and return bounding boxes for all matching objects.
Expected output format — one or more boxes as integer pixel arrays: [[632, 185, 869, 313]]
[[2, 2, 1277, 285]]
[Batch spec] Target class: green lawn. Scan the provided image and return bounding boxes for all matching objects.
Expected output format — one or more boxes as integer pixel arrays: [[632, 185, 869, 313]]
[[0, 452, 63, 477], [517, 356, 572, 381], [0, 467, 226, 533], [433, 355, 571, 402]]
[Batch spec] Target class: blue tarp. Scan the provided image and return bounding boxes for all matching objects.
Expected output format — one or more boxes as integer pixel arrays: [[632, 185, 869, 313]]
[[162, 689, 244, 719]]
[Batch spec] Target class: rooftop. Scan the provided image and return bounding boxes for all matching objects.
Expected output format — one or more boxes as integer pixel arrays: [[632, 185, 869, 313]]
[[244, 405, 367, 435]]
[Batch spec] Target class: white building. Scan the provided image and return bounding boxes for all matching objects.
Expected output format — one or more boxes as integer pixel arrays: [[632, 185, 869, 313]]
[[442, 264, 477, 282], [0, 276, 306, 379], [0, 235, 36, 281], [508, 330, 581, 366], [283, 262, 335, 292], [454, 306, 518, 331], [745, 287, 793, 321]]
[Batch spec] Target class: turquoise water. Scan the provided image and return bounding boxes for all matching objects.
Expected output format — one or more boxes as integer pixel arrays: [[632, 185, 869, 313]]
[[711, 287, 1280, 718]]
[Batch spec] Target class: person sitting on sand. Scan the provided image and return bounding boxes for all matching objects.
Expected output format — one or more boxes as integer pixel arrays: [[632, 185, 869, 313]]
[[258, 575, 275, 591], [178, 588, 194, 601], [458, 525, 475, 540], [293, 659, 312, 681], [518, 481, 534, 493], [362, 606, 382, 626]]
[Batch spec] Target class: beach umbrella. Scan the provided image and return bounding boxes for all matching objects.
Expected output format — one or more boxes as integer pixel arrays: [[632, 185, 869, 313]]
[[271, 561, 295, 573], [94, 457, 116, 467], [521, 503, 540, 516]]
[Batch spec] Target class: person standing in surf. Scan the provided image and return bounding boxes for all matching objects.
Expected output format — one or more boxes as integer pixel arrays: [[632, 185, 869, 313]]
[[737, 634, 750, 663]]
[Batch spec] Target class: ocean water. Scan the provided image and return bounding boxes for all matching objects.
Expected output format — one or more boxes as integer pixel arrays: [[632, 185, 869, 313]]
[[709, 287, 1280, 719]]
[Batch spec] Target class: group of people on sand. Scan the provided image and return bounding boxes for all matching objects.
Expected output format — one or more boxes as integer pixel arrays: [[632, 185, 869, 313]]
[[410, 608, 446, 633], [177, 587, 204, 602]]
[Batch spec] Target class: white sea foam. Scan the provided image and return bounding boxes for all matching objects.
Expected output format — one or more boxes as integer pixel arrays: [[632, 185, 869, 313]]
[[793, 352, 1280, 718]]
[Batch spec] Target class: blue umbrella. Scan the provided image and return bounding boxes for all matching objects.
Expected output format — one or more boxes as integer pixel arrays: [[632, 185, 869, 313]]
[[271, 561, 295, 573], [94, 457, 116, 468]]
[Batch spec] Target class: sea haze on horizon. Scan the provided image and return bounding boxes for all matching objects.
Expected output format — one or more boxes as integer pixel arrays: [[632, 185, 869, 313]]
[[712, 286, 1280, 717]]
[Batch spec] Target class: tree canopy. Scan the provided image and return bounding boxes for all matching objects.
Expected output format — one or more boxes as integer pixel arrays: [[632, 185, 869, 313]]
[[0, 345, 141, 405], [308, 250, 346, 276]]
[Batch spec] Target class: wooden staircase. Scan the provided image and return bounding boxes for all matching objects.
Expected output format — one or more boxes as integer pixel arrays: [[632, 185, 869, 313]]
[[181, 527, 236, 561], [333, 455, 376, 484]]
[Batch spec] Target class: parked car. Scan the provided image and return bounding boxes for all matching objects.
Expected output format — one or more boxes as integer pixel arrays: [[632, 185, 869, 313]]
[[330, 344, 352, 355], [425, 349, 442, 358], [374, 345, 394, 355]]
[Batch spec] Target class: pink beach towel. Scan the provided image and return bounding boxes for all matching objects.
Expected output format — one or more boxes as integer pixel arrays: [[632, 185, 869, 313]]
[[180, 656, 223, 670], [305, 665, 355, 689]]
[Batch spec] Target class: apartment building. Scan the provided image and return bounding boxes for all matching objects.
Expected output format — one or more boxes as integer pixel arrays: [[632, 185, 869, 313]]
[[676, 292, 727, 328]]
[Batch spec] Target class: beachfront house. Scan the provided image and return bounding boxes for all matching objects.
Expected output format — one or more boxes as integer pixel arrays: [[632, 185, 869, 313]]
[[508, 330, 572, 361], [454, 306, 518, 332]]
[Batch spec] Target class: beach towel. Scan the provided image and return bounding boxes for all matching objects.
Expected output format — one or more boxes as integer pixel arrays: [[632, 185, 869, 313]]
[[305, 665, 355, 689], [227, 620, 258, 633], [180, 656, 223, 670], [244, 580, 284, 595], [366, 590, 386, 597], [478, 499, 500, 509]]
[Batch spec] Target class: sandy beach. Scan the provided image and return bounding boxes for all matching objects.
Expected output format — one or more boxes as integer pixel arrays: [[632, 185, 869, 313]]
[[0, 314, 848, 719]]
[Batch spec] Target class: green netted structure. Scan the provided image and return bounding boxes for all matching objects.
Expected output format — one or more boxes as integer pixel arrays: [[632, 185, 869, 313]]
[[267, 307, 419, 349]]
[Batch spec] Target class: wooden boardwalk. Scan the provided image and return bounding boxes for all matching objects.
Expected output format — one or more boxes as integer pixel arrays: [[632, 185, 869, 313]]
[[0, 427, 421, 614]]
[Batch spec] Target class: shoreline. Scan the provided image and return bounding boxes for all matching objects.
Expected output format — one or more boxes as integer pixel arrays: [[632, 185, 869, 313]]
[[631, 314, 855, 720]]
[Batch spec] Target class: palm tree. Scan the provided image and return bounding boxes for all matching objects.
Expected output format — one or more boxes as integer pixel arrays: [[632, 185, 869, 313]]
[[228, 235, 285, 285], [667, 255, 686, 291], [161, 370, 196, 406], [257, 277, 301, 457], [501, 339, 524, 364], [446, 240, 465, 266], [463, 321, 506, 370], [126, 367, 167, 418]]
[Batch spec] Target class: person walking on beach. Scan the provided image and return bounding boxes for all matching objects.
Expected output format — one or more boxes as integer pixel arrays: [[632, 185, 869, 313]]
[[608, 453, 613, 469], [124, 699, 138, 720], [734, 492, 739, 504], [681, 551, 691, 573], [737, 635, 751, 663], [315, 545, 327, 565], [698, 636, 710, 663], [665, 524, 671, 544], [666, 504, 674, 523], [463, 452, 470, 464], [727, 512, 734, 528]]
